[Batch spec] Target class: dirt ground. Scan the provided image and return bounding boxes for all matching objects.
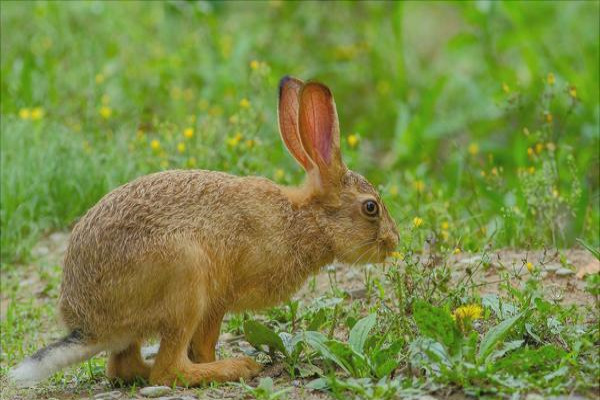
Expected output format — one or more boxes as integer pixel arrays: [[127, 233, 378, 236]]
[[1, 232, 598, 400]]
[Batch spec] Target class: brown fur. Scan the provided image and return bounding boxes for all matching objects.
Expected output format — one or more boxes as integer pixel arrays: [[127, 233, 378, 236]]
[[32, 77, 398, 387]]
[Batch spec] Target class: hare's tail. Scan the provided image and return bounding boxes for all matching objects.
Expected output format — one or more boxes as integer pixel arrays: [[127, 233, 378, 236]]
[[8, 330, 101, 387]]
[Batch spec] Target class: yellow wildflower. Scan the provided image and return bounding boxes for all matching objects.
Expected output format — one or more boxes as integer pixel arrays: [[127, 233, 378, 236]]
[[19, 108, 31, 120], [226, 132, 243, 147], [250, 60, 260, 70], [453, 304, 483, 321], [453, 247, 461, 254], [177, 142, 186, 153], [441, 230, 449, 240], [95, 73, 105, 84], [99, 106, 112, 119], [526, 262, 534, 273], [414, 180, 425, 193], [491, 167, 498, 176], [502, 82, 510, 93], [535, 143, 544, 154], [274, 169, 285, 180], [187, 157, 197, 168], [528, 166, 535, 174], [480, 170, 486, 177], [441, 221, 450, 230], [552, 188, 559, 198], [229, 114, 239, 125], [546, 73, 555, 86], [527, 147, 534, 157], [31, 107, 44, 120], [413, 217, 423, 228], [184, 128, 194, 139], [160, 159, 169, 169], [239, 98, 250, 109], [150, 139, 160, 150], [347, 134, 359, 148], [546, 142, 556, 152], [391, 251, 404, 261], [389, 185, 399, 196], [245, 139, 255, 149], [545, 112, 553, 124], [468, 143, 479, 155], [568, 86, 577, 99]]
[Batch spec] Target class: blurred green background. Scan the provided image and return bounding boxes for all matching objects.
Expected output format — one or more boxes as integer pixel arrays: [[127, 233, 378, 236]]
[[1, 1, 598, 263]]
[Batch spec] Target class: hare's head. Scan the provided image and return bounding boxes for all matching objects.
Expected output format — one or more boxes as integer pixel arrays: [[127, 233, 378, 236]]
[[278, 76, 398, 264]]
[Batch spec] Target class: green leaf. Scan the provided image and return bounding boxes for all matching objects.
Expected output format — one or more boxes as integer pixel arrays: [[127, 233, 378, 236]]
[[305, 377, 328, 390], [307, 308, 327, 331], [478, 312, 523, 362], [302, 331, 351, 374], [577, 238, 600, 260], [348, 313, 377, 354], [413, 301, 462, 355], [243, 320, 288, 356]]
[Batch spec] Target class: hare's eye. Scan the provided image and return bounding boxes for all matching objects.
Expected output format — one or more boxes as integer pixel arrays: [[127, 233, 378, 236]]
[[362, 200, 379, 217]]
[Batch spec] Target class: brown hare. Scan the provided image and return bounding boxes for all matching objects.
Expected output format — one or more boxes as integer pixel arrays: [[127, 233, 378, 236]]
[[9, 76, 399, 387]]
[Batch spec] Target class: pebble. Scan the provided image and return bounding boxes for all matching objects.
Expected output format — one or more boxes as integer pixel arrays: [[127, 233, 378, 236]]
[[347, 287, 367, 299], [141, 344, 160, 359], [544, 263, 561, 272], [140, 386, 171, 398], [93, 391, 122, 400], [525, 394, 544, 400], [417, 396, 439, 400], [555, 268, 575, 276], [459, 255, 482, 264]]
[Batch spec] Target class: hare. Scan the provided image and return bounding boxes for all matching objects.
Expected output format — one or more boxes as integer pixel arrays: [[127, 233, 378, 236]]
[[9, 76, 399, 387]]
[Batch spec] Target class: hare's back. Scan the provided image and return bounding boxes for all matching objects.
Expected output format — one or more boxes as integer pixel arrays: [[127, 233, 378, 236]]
[[65, 169, 282, 269]]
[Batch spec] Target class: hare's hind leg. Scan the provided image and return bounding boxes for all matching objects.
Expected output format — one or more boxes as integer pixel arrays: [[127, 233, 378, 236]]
[[149, 326, 261, 386], [106, 340, 151, 383], [188, 311, 224, 363]]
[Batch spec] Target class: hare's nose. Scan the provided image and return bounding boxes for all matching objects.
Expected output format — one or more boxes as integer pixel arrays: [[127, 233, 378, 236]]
[[382, 232, 399, 250]]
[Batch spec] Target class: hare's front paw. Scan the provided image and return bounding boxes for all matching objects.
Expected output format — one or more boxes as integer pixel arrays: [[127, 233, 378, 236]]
[[234, 356, 262, 380]]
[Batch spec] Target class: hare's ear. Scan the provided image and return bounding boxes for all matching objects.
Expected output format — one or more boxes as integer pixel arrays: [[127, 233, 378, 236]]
[[278, 76, 315, 172], [298, 81, 346, 190]]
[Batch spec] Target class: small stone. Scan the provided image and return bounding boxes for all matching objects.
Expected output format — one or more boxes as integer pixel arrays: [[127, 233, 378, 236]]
[[525, 394, 544, 400], [555, 268, 575, 276], [459, 255, 482, 264], [139, 386, 171, 398], [417, 396, 438, 400], [544, 263, 561, 272], [347, 288, 367, 299], [93, 391, 122, 400], [141, 344, 160, 359]]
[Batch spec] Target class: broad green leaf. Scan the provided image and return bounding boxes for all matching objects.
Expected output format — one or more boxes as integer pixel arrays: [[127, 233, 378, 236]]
[[371, 339, 403, 378], [328, 340, 360, 375], [348, 313, 377, 354], [243, 320, 287, 356], [413, 301, 462, 355], [305, 377, 328, 390], [478, 312, 523, 362], [302, 331, 351, 374], [307, 308, 327, 331]]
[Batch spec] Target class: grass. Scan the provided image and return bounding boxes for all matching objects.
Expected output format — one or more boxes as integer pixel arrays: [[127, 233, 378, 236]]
[[1, 1, 599, 399]]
